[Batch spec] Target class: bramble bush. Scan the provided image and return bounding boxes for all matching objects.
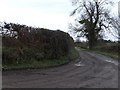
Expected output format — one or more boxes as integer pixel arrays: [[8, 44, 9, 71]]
[[2, 23, 75, 64]]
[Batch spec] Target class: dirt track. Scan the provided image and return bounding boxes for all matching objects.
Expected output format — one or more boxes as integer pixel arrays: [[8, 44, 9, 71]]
[[2, 48, 118, 88]]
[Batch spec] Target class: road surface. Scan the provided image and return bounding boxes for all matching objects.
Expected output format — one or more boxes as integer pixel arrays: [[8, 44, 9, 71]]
[[2, 48, 118, 88]]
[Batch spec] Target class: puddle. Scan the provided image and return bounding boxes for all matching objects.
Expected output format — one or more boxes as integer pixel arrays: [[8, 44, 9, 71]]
[[105, 60, 118, 65], [75, 62, 85, 67]]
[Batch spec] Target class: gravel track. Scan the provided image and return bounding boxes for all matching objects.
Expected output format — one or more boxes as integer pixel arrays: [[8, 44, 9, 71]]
[[2, 48, 118, 88]]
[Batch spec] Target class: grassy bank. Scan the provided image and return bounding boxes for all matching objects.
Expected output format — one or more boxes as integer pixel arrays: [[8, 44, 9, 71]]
[[79, 47, 118, 60], [3, 48, 79, 70], [93, 50, 118, 60]]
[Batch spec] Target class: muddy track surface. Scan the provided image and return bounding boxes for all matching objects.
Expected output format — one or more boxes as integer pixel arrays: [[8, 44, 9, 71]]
[[2, 48, 118, 88]]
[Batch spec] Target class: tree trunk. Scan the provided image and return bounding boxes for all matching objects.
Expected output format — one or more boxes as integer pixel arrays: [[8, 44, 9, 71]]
[[88, 29, 96, 50]]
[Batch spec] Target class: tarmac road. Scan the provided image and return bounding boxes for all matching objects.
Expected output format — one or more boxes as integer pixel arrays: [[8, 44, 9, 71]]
[[2, 48, 118, 88]]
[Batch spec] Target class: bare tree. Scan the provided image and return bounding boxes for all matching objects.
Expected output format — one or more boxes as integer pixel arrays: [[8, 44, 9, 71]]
[[111, 17, 120, 40], [70, 0, 114, 49]]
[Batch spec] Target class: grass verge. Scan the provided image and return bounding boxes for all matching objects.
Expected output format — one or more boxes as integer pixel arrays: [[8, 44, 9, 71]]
[[3, 48, 79, 70], [93, 50, 118, 60], [79, 47, 118, 60], [3, 59, 68, 70], [68, 48, 79, 60]]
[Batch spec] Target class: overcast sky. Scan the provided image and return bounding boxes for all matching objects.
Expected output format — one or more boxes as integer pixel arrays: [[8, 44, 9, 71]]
[[0, 0, 119, 41], [0, 0, 74, 32]]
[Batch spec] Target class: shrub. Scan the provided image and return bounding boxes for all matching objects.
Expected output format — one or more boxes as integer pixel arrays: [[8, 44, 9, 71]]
[[2, 47, 20, 64]]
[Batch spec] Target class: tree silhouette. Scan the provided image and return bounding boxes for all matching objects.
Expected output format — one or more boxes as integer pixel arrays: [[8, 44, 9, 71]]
[[70, 0, 115, 49]]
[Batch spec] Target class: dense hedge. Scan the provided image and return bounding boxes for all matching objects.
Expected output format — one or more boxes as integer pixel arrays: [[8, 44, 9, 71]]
[[2, 23, 74, 64]]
